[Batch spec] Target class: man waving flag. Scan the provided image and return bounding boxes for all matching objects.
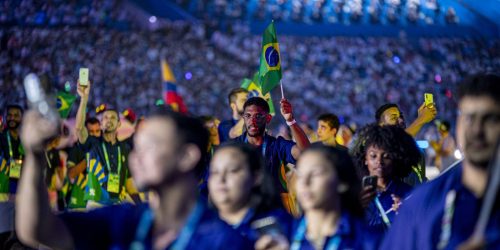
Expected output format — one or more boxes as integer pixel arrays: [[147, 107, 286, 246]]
[[259, 21, 282, 95]]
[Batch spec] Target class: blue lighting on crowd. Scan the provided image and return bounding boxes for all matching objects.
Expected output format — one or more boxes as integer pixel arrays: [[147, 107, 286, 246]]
[[185, 72, 192, 80], [393, 56, 400, 64]]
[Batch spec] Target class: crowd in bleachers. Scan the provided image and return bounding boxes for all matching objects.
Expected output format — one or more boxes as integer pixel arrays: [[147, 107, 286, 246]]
[[2, 22, 499, 134], [177, 0, 459, 25]]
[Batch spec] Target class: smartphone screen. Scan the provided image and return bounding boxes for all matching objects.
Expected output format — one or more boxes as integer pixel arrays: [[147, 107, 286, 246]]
[[424, 93, 433, 107], [79, 68, 89, 86], [362, 176, 378, 190]]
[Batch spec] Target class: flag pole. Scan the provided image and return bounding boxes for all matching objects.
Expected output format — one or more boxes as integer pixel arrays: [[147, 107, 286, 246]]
[[280, 79, 285, 99]]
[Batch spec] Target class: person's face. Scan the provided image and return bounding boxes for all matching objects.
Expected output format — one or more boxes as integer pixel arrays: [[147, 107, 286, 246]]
[[457, 96, 500, 169], [6, 108, 22, 130], [243, 105, 270, 137], [87, 122, 101, 137], [129, 118, 180, 191], [365, 145, 394, 179], [101, 111, 120, 133], [295, 151, 340, 211], [380, 107, 401, 126], [232, 92, 248, 115], [316, 120, 337, 142], [208, 147, 255, 211]]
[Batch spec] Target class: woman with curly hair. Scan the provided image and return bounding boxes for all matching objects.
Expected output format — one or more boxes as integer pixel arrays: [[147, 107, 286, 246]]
[[351, 124, 421, 241]]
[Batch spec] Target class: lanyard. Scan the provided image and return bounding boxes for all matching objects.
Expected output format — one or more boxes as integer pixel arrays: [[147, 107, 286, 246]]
[[6, 132, 14, 160], [290, 218, 342, 250], [101, 143, 122, 174], [374, 197, 392, 228], [45, 152, 53, 169], [244, 134, 267, 156], [412, 166, 423, 183], [130, 200, 205, 250], [437, 190, 456, 250]]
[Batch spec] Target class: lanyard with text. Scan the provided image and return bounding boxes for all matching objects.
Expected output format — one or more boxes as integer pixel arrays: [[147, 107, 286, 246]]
[[101, 143, 122, 174], [374, 196, 392, 228], [102, 143, 122, 193], [130, 200, 205, 250], [290, 218, 342, 250], [437, 190, 456, 250], [244, 134, 267, 157], [6, 132, 14, 160]]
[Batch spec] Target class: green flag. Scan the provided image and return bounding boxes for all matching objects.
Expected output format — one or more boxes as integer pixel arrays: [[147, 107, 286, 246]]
[[259, 22, 282, 95], [56, 91, 77, 119], [241, 73, 276, 116]]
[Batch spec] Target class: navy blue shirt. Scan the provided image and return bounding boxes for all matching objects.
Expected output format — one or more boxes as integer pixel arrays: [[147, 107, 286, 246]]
[[381, 163, 500, 250], [289, 212, 372, 250], [231, 208, 293, 244], [59, 202, 253, 250], [235, 133, 296, 193], [218, 119, 237, 143]]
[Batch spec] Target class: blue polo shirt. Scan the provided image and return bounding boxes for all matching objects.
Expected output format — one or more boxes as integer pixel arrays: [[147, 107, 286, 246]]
[[234, 133, 296, 193], [59, 201, 253, 250], [218, 119, 237, 143], [231, 208, 293, 244], [365, 179, 413, 248], [289, 212, 373, 250], [381, 163, 500, 250]]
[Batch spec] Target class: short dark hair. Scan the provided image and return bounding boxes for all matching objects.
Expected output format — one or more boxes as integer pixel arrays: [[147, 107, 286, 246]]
[[317, 113, 340, 131], [243, 97, 270, 113], [375, 103, 399, 123], [6, 104, 24, 115], [457, 73, 500, 104], [302, 144, 363, 217], [351, 124, 420, 179], [228, 88, 248, 105], [85, 117, 100, 126], [150, 107, 209, 177]]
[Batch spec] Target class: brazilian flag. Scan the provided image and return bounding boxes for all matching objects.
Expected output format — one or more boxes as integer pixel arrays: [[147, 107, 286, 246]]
[[241, 73, 276, 116], [259, 21, 282, 95], [56, 91, 77, 119]]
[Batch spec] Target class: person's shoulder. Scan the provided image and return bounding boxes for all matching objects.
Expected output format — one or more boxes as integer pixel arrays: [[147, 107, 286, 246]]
[[405, 162, 462, 206], [196, 209, 253, 249]]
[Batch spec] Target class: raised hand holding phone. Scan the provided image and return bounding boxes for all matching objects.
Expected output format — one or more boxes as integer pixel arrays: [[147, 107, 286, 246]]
[[79, 68, 89, 86]]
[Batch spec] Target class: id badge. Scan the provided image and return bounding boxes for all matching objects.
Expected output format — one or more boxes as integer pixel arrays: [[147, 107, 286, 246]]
[[9, 161, 22, 179], [107, 173, 120, 193]]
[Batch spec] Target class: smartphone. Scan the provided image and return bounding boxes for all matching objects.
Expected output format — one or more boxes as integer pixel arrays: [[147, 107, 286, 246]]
[[251, 216, 282, 236], [362, 176, 378, 190], [424, 93, 433, 107], [24, 73, 59, 123], [79, 68, 89, 86]]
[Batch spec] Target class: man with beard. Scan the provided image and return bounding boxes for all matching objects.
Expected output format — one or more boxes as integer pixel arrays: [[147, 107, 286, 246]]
[[0, 104, 29, 249], [381, 73, 500, 249], [74, 82, 138, 206], [235, 97, 310, 208], [375, 103, 437, 186], [218, 88, 248, 143]]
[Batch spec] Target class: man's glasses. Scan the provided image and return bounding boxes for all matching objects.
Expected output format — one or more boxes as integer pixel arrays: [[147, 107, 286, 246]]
[[242, 113, 267, 120]]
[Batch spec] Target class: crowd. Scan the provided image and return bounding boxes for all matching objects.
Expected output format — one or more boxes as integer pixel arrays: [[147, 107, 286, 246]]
[[2, 22, 499, 134], [0, 0, 130, 28], [0, 72, 499, 249], [178, 0, 459, 25]]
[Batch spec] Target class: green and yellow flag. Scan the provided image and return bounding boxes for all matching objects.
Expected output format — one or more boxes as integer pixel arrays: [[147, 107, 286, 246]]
[[241, 73, 275, 116], [259, 21, 282, 95], [56, 91, 77, 119]]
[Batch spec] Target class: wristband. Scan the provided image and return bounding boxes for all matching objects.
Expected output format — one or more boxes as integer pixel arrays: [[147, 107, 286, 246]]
[[286, 119, 297, 126]]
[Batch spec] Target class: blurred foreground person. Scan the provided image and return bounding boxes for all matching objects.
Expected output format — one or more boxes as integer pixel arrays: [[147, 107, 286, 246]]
[[209, 142, 292, 244], [16, 107, 251, 249], [256, 145, 369, 250], [381, 73, 500, 249]]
